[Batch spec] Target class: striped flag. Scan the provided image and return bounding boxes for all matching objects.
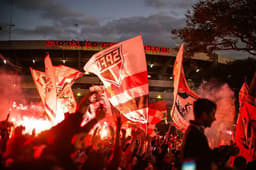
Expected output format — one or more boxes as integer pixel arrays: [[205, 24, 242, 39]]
[[84, 35, 148, 123], [142, 100, 167, 136], [170, 44, 199, 131]]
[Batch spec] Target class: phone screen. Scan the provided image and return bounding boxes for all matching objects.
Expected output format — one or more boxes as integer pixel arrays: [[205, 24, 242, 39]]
[[181, 160, 196, 170]]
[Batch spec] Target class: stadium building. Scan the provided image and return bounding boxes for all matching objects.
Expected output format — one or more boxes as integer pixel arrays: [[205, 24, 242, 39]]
[[0, 40, 235, 108]]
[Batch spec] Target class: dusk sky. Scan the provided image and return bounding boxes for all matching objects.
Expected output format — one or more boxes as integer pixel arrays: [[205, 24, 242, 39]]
[[0, 0, 255, 59]]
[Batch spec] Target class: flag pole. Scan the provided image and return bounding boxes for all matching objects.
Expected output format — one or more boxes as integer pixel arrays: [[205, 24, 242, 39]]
[[146, 107, 148, 135]]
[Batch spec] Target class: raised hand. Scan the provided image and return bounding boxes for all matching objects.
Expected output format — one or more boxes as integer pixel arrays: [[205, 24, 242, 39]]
[[77, 91, 97, 114]]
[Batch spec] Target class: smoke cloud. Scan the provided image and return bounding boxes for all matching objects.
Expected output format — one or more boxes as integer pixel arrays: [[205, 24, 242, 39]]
[[0, 70, 24, 120], [197, 79, 236, 148], [0, 69, 47, 134]]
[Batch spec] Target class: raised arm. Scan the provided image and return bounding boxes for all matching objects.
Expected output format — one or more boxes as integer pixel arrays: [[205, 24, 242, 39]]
[[78, 91, 106, 133], [107, 106, 122, 170]]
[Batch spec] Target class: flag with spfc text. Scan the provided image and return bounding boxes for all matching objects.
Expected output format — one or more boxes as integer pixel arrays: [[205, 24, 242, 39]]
[[84, 36, 148, 123]]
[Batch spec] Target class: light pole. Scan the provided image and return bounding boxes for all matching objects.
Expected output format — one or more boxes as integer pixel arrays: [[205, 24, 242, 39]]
[[8, 0, 15, 40]]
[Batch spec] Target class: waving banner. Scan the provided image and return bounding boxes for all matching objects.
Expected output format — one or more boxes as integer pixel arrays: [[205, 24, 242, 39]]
[[30, 68, 55, 120], [170, 44, 199, 131], [235, 76, 256, 162], [31, 55, 84, 123], [84, 35, 148, 123]]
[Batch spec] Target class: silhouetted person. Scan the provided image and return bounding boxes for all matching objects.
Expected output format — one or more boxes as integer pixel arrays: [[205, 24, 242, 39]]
[[181, 98, 217, 170], [21, 91, 106, 170], [4, 126, 27, 162], [233, 156, 247, 170]]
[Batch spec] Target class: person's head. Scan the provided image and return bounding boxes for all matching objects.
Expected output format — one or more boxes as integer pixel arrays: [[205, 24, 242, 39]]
[[193, 98, 217, 127], [233, 156, 246, 170]]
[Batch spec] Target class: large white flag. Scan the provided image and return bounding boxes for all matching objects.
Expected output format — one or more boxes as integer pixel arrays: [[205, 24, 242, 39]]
[[84, 35, 148, 123], [31, 55, 84, 123], [30, 68, 55, 120], [171, 44, 199, 131], [44, 55, 57, 119]]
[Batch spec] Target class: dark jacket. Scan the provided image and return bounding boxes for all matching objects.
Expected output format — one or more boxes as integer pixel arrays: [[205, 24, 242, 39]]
[[181, 121, 213, 170]]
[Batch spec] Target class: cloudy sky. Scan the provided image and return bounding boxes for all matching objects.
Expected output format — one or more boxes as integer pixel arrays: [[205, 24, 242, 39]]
[[0, 0, 254, 59]]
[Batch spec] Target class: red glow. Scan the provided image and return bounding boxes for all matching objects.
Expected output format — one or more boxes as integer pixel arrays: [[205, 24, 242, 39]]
[[8, 102, 53, 135], [11, 116, 52, 135], [98, 121, 112, 139]]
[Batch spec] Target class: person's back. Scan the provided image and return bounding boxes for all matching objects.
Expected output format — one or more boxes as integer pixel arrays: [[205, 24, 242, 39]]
[[182, 122, 213, 160]]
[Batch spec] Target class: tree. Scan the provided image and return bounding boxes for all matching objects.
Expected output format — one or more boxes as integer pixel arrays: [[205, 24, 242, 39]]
[[172, 0, 256, 57]]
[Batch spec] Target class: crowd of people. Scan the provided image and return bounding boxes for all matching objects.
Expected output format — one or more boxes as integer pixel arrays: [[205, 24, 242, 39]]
[[0, 91, 255, 170]]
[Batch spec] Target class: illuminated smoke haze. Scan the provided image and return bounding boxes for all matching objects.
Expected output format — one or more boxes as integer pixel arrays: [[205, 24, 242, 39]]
[[198, 79, 236, 148], [0, 70, 24, 120], [0, 69, 49, 134]]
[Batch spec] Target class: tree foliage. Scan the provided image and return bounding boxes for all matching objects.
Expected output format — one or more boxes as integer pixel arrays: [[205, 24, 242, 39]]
[[172, 0, 256, 57]]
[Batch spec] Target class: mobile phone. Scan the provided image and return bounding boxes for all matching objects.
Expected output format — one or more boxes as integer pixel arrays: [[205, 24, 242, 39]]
[[182, 160, 196, 170]]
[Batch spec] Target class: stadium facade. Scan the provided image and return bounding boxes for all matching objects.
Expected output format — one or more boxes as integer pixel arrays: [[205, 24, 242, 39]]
[[0, 40, 235, 108]]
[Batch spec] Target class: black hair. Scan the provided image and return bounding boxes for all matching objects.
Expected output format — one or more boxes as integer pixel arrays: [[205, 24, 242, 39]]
[[193, 98, 217, 119]]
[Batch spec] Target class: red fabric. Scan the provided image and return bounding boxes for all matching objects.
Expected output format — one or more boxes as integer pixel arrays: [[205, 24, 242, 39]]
[[235, 95, 256, 162], [239, 82, 249, 109], [140, 100, 167, 136], [105, 71, 148, 97]]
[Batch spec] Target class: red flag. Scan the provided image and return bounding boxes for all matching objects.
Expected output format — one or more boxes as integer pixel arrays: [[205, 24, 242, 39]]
[[148, 100, 167, 119], [239, 82, 249, 109], [235, 101, 256, 162], [235, 79, 256, 162], [170, 44, 199, 131], [84, 36, 149, 123], [142, 100, 167, 136]]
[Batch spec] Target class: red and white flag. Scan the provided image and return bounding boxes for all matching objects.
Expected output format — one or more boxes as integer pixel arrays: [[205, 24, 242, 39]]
[[54, 65, 84, 114], [141, 100, 167, 136], [30, 68, 55, 120], [44, 55, 57, 119], [170, 44, 199, 131], [31, 55, 84, 123], [84, 35, 148, 123]]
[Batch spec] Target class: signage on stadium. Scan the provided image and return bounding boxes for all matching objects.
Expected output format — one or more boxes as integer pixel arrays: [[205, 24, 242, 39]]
[[45, 40, 170, 54]]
